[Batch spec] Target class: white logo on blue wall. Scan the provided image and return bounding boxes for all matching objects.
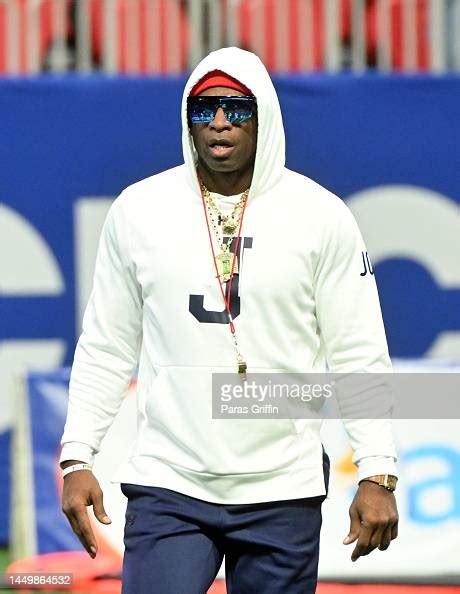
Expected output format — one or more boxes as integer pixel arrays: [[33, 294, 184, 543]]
[[0, 203, 66, 431], [347, 186, 460, 359]]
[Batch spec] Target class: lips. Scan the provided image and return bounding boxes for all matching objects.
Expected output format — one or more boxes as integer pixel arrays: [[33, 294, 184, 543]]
[[209, 138, 234, 147], [208, 139, 235, 158]]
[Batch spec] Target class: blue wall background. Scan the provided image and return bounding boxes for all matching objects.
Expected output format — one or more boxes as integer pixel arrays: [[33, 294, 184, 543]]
[[1, 74, 459, 544]]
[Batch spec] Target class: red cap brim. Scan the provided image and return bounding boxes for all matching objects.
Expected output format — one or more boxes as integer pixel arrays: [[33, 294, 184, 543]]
[[190, 70, 253, 97]]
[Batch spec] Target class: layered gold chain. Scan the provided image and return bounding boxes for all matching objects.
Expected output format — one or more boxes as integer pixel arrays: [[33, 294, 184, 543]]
[[199, 178, 249, 381], [200, 181, 249, 282], [203, 186, 249, 235]]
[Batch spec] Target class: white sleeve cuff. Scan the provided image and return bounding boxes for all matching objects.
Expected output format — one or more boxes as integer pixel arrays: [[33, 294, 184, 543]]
[[356, 455, 398, 482], [59, 442, 95, 466]]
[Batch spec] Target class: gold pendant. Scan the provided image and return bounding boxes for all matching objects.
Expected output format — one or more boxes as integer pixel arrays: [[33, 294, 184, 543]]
[[238, 360, 247, 381], [216, 253, 238, 282], [222, 218, 237, 234]]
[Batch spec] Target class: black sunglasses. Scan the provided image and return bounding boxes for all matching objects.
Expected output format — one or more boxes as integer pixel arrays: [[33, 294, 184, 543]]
[[187, 96, 257, 126]]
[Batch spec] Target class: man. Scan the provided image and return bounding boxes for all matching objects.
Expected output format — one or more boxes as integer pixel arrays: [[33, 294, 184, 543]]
[[61, 47, 398, 594]]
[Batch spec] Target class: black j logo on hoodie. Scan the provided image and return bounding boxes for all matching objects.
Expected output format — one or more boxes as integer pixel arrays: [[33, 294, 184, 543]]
[[189, 236, 253, 323]]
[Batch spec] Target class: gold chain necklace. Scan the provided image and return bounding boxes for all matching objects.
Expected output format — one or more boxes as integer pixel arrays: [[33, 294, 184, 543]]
[[198, 176, 249, 381], [204, 187, 248, 234], [201, 182, 249, 282]]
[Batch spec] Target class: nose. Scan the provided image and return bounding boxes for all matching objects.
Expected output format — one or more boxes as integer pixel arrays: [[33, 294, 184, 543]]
[[209, 107, 231, 131]]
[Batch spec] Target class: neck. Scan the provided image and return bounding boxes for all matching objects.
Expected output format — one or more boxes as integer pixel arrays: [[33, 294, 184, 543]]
[[197, 162, 253, 195]]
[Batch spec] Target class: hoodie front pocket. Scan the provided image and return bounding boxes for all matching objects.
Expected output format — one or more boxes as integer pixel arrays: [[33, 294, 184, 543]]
[[140, 365, 308, 475]]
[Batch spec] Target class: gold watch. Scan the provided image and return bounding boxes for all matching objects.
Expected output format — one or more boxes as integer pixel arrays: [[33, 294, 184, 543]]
[[359, 474, 398, 492]]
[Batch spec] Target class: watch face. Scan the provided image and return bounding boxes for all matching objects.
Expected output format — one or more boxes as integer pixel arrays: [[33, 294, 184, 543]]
[[385, 475, 398, 491]]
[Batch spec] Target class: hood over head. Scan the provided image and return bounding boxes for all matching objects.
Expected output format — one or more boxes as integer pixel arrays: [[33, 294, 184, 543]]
[[181, 47, 286, 197]]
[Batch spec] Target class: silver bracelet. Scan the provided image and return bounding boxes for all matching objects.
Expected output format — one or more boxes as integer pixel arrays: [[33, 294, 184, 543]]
[[62, 463, 93, 477]]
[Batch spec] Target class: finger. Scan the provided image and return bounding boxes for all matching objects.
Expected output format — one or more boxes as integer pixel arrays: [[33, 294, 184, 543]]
[[92, 489, 112, 525], [66, 512, 96, 558], [351, 523, 376, 562], [343, 507, 360, 545], [368, 529, 385, 554], [391, 521, 399, 540], [69, 515, 96, 558], [369, 519, 388, 549], [72, 506, 98, 557], [379, 525, 393, 551]]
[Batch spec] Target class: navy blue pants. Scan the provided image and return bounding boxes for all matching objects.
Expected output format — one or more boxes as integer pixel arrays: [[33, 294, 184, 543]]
[[121, 457, 329, 594]]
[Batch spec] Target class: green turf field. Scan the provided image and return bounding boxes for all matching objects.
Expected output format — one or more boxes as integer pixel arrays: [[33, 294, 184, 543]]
[[0, 548, 11, 593], [0, 548, 8, 572]]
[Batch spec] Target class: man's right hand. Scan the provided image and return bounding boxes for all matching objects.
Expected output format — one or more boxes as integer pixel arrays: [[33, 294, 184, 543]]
[[61, 460, 112, 558]]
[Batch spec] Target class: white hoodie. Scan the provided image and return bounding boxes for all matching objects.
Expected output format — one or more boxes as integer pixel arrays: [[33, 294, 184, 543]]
[[60, 47, 397, 503]]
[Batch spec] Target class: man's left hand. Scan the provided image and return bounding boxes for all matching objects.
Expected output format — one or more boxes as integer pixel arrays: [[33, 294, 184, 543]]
[[343, 481, 399, 562]]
